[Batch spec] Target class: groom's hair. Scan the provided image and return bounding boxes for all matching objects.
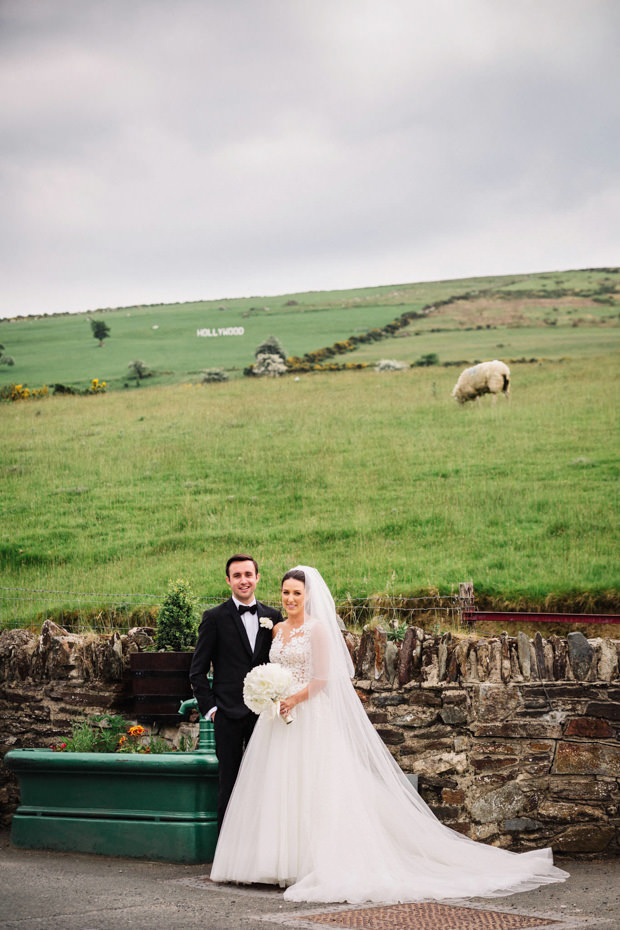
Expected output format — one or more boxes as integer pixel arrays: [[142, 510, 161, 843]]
[[226, 554, 259, 578]]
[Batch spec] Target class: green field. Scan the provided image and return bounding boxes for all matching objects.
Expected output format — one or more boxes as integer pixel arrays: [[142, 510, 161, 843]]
[[1, 356, 618, 626], [1, 268, 618, 627], [2, 268, 618, 391]]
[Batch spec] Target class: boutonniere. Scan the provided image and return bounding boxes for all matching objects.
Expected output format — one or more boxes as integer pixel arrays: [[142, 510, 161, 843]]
[[259, 617, 273, 630]]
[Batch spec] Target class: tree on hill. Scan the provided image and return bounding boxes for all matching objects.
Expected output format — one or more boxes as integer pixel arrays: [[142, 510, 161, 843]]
[[127, 360, 150, 381], [90, 319, 110, 346], [0, 344, 15, 366]]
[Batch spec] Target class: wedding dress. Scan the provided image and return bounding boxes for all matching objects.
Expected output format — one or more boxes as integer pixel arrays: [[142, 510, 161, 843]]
[[210, 566, 568, 904]]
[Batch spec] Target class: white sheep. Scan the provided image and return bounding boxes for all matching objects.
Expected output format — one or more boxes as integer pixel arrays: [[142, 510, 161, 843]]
[[451, 360, 511, 405]]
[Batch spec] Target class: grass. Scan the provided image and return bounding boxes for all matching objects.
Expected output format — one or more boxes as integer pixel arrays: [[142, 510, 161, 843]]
[[1, 268, 618, 391], [1, 352, 618, 628]]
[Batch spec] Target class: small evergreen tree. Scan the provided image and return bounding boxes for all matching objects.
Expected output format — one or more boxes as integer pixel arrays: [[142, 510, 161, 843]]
[[255, 334, 287, 361], [155, 578, 198, 651], [90, 319, 110, 346]]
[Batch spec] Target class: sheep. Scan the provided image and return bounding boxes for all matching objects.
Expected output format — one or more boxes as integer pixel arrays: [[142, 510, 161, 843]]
[[451, 360, 510, 405]]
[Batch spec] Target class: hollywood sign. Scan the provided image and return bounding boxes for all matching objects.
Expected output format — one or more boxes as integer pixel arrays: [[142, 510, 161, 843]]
[[196, 327, 245, 337]]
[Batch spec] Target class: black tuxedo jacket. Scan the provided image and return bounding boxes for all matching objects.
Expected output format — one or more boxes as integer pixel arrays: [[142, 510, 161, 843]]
[[189, 598, 283, 719]]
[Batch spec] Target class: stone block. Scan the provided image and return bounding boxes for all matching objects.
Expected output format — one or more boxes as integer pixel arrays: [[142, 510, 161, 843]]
[[503, 817, 542, 832], [375, 726, 405, 745], [406, 751, 468, 777], [407, 690, 442, 707], [471, 683, 522, 722], [563, 716, 615, 738], [397, 626, 417, 686], [567, 631, 595, 681], [442, 689, 467, 705], [553, 824, 615, 854], [471, 721, 562, 739], [537, 800, 605, 822], [545, 775, 618, 802], [469, 782, 527, 823], [553, 741, 620, 776], [440, 705, 468, 725], [392, 707, 440, 728], [584, 701, 620, 722]]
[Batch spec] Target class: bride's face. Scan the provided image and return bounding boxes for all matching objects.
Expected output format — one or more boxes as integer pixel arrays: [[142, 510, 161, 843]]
[[281, 578, 305, 618]]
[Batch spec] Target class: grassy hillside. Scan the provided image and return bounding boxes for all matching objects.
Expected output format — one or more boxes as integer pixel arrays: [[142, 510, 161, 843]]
[[1, 352, 618, 627], [1, 268, 618, 390]]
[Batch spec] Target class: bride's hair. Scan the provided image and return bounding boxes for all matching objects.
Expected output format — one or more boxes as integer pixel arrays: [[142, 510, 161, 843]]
[[281, 569, 305, 586]]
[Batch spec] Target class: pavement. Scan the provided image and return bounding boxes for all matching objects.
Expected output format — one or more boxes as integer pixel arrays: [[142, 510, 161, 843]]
[[1, 831, 618, 930]]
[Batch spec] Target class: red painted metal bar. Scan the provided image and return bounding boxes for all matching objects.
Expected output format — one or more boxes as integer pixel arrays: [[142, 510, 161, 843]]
[[463, 611, 620, 626]]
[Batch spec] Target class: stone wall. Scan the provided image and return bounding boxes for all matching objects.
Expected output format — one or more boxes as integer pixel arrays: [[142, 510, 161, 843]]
[[1, 621, 619, 856], [353, 626, 620, 857]]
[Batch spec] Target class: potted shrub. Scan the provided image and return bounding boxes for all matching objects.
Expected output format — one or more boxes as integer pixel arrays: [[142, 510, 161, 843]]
[[130, 578, 199, 724], [4, 713, 218, 863]]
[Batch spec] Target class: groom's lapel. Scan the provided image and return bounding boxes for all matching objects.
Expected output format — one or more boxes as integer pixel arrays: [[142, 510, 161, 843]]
[[227, 599, 252, 657], [253, 603, 269, 658]]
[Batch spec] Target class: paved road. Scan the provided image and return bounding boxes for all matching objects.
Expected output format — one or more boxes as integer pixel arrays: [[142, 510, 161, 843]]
[[1, 832, 618, 930]]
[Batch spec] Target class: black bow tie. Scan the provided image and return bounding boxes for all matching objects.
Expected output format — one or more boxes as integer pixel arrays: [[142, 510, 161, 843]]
[[237, 603, 257, 615]]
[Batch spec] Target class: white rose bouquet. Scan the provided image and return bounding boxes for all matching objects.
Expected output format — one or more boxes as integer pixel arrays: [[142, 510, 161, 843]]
[[243, 663, 295, 723]]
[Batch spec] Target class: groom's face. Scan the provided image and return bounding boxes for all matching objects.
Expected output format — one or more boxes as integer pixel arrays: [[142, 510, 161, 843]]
[[226, 560, 259, 604]]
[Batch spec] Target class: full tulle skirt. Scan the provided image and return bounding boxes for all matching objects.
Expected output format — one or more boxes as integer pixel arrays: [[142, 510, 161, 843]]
[[210, 692, 568, 904]]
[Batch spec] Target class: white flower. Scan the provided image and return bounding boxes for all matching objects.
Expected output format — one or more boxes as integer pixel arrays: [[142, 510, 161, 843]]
[[243, 663, 294, 723], [259, 617, 273, 630]]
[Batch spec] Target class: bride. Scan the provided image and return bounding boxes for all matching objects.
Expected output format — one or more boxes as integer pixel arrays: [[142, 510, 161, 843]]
[[210, 566, 568, 904]]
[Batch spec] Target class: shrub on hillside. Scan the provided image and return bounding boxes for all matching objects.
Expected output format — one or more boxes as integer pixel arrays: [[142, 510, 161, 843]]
[[375, 359, 407, 372], [413, 353, 440, 367], [253, 352, 288, 377], [200, 368, 229, 383]]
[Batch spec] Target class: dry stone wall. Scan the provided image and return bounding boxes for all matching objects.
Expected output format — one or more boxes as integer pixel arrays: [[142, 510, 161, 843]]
[[1, 621, 619, 857]]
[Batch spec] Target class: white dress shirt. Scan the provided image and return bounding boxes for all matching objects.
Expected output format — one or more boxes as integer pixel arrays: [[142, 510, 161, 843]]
[[234, 598, 259, 651]]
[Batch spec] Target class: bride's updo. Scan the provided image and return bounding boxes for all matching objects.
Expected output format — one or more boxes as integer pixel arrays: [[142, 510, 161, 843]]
[[281, 568, 305, 586]]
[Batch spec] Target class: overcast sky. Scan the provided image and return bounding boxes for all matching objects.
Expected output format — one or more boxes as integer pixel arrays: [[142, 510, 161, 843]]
[[1, 1, 619, 319]]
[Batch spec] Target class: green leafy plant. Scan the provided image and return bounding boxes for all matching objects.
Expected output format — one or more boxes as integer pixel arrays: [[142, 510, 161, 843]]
[[387, 622, 408, 642], [155, 578, 198, 651], [50, 714, 193, 753], [52, 714, 129, 753]]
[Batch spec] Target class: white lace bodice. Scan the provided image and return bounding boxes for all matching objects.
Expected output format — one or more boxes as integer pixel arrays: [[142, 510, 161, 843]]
[[270, 626, 311, 690]]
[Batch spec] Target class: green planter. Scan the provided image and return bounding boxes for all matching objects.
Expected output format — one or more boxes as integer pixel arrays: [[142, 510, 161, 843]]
[[4, 748, 218, 863]]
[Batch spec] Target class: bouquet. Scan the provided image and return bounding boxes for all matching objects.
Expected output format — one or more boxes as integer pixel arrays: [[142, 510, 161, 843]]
[[243, 663, 295, 723]]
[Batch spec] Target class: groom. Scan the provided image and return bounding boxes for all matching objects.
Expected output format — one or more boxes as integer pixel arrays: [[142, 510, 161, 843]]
[[190, 554, 282, 831]]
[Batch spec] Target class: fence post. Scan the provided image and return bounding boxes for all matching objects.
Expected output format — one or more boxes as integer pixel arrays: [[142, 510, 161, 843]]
[[458, 581, 474, 627]]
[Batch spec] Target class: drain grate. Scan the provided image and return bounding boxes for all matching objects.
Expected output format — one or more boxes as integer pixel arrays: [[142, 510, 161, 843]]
[[303, 901, 561, 930]]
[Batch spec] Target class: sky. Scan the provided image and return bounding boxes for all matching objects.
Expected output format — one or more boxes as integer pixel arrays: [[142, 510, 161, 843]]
[[1, 0, 619, 319]]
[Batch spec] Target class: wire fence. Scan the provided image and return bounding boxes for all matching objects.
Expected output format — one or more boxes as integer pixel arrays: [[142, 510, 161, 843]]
[[0, 586, 468, 634]]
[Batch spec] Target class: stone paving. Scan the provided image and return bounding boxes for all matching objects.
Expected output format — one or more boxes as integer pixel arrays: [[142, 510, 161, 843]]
[[1, 832, 618, 930]]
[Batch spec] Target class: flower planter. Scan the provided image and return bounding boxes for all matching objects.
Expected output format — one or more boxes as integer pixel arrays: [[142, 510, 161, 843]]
[[4, 748, 218, 863], [129, 651, 194, 724]]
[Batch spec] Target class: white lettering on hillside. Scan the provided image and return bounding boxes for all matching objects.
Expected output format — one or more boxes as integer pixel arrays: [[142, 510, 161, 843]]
[[196, 327, 245, 337]]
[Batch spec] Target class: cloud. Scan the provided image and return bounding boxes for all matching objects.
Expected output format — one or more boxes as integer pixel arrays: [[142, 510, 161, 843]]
[[1, 0, 619, 317]]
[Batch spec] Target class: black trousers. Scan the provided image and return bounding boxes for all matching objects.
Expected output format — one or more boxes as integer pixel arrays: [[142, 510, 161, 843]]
[[213, 711, 257, 831]]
